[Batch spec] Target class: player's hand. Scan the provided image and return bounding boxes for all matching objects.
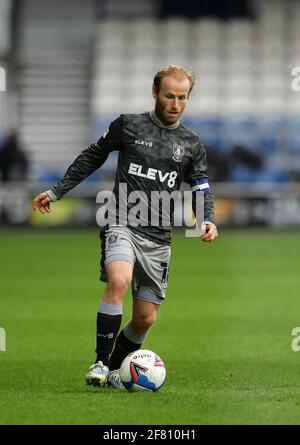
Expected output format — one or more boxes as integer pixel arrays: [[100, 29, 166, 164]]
[[32, 192, 53, 214], [201, 222, 218, 242]]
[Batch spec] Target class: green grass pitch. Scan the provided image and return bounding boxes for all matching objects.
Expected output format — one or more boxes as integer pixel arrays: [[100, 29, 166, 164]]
[[1, 228, 300, 425]]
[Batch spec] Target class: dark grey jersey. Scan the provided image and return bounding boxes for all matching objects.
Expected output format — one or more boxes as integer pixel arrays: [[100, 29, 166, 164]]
[[50, 112, 215, 245]]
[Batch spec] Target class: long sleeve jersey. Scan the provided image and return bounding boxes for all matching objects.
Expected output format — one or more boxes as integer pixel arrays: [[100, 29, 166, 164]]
[[49, 111, 215, 245]]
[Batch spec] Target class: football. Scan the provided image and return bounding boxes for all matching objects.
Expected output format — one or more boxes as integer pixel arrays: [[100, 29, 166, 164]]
[[119, 349, 166, 392]]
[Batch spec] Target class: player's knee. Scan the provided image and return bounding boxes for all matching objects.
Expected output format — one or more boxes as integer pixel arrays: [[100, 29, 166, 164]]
[[108, 274, 131, 297], [134, 311, 157, 331]]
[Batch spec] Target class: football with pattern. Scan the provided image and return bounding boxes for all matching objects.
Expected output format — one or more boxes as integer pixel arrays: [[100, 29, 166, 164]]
[[119, 349, 166, 392]]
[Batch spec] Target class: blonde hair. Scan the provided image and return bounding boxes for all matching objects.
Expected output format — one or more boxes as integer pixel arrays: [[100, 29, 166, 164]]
[[153, 65, 196, 96]]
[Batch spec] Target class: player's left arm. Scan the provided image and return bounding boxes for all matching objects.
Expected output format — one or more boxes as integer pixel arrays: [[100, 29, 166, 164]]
[[184, 138, 218, 242], [200, 221, 218, 243], [33, 116, 124, 214]]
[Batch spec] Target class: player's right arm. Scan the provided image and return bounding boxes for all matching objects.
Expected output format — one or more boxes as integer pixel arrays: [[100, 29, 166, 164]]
[[32, 116, 124, 214]]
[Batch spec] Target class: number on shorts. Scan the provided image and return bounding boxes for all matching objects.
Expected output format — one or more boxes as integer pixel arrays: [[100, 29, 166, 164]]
[[160, 262, 169, 285]]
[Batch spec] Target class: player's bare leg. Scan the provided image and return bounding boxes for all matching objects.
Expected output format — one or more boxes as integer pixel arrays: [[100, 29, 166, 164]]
[[86, 260, 133, 387], [102, 260, 133, 304], [130, 299, 159, 337]]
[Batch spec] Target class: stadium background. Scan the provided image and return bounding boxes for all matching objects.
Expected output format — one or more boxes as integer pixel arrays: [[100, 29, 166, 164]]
[[1, 0, 300, 426]]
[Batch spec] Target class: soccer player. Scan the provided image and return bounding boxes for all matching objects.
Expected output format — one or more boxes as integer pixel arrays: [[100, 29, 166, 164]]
[[32, 65, 218, 389]]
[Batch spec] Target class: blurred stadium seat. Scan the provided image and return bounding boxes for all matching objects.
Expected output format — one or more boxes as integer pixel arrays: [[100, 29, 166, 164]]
[[89, 1, 299, 183], [220, 116, 258, 151], [3, 0, 300, 186], [256, 115, 287, 153], [182, 116, 222, 148]]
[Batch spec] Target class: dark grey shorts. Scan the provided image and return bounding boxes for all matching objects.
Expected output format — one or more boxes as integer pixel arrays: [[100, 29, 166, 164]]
[[100, 225, 171, 304]]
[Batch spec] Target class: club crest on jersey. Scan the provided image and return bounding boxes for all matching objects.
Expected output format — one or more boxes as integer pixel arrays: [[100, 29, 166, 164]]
[[172, 143, 184, 162], [107, 234, 118, 246]]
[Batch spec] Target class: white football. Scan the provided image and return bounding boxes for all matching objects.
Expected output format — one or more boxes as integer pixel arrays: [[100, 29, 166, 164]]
[[119, 349, 166, 392]]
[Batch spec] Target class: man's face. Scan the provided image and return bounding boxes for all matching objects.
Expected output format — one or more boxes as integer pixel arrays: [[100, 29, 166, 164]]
[[153, 75, 190, 126]]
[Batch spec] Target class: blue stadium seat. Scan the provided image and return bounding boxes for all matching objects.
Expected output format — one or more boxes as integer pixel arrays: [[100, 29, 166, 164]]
[[220, 116, 259, 151], [255, 169, 291, 184], [231, 166, 290, 184], [288, 136, 300, 155], [84, 170, 103, 183], [35, 169, 63, 189], [36, 170, 62, 183], [286, 116, 300, 138], [256, 115, 286, 154], [182, 116, 222, 149], [230, 166, 260, 183]]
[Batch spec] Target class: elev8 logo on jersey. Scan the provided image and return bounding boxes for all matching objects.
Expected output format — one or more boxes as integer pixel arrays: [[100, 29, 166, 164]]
[[128, 163, 178, 188], [135, 139, 153, 148]]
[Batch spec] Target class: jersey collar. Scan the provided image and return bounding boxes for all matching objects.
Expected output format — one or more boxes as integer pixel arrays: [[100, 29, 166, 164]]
[[149, 110, 180, 130]]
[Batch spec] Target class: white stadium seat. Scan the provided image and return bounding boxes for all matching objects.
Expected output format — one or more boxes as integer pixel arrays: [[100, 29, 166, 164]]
[[89, 4, 300, 146]]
